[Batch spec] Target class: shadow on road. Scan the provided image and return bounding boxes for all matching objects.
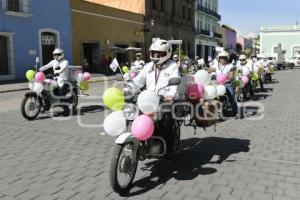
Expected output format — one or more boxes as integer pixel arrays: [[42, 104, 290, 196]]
[[76, 105, 105, 115], [124, 137, 250, 196]]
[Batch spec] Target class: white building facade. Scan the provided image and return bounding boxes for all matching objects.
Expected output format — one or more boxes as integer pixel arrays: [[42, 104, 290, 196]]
[[195, 0, 221, 62], [260, 25, 300, 59]]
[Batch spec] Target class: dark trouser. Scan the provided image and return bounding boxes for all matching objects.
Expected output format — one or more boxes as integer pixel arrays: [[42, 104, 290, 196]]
[[259, 78, 264, 91], [225, 82, 238, 115], [58, 84, 70, 113]]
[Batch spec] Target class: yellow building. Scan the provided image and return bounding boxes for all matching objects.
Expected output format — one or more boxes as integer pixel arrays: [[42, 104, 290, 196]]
[[71, 0, 145, 74]]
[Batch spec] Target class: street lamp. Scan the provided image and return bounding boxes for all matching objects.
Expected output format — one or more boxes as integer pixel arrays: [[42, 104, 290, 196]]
[[151, 19, 155, 27]]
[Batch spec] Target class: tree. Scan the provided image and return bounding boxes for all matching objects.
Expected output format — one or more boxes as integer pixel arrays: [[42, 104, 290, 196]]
[[244, 48, 253, 58]]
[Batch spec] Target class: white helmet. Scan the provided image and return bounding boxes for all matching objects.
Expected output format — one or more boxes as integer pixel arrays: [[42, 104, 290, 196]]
[[239, 54, 247, 65], [173, 54, 179, 61], [53, 48, 64, 61], [217, 51, 229, 59], [149, 39, 172, 65], [239, 54, 247, 60]]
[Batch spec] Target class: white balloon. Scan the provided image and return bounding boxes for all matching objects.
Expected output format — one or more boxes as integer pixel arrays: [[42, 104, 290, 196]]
[[137, 90, 159, 114], [216, 85, 226, 96], [29, 81, 34, 90], [33, 82, 44, 94], [103, 111, 126, 136], [204, 85, 217, 100], [194, 70, 211, 86]]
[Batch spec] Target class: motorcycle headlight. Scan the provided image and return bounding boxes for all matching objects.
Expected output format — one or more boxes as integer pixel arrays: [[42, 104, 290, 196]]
[[123, 104, 139, 120]]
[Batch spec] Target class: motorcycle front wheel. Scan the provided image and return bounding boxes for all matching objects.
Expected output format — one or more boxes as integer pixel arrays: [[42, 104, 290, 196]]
[[109, 142, 138, 194], [21, 93, 41, 120], [71, 89, 78, 112]]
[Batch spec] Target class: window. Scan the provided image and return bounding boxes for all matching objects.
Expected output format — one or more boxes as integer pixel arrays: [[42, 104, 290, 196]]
[[0, 35, 9, 75], [3, 0, 30, 16], [160, 0, 165, 12], [6, 0, 20, 12], [152, 0, 156, 9], [198, 0, 203, 6], [182, 5, 186, 19]]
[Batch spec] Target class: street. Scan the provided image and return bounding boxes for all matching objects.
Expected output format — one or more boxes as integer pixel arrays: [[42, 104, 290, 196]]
[[0, 69, 300, 200]]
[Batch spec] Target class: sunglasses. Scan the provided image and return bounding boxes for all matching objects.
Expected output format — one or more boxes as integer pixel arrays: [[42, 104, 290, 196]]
[[53, 53, 62, 56], [240, 59, 246, 61]]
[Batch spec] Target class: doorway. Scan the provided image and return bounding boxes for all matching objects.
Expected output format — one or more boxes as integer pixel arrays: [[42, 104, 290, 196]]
[[41, 32, 56, 66], [82, 43, 100, 73]]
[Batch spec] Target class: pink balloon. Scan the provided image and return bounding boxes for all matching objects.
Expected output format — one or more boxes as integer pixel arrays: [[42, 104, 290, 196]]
[[83, 72, 91, 81], [216, 73, 227, 85], [242, 76, 249, 85], [35, 72, 45, 83], [187, 83, 204, 100], [130, 72, 137, 79], [131, 114, 154, 141]]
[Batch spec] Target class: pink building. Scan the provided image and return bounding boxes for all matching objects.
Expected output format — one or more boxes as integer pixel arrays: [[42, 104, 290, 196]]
[[237, 35, 253, 51], [220, 25, 237, 55]]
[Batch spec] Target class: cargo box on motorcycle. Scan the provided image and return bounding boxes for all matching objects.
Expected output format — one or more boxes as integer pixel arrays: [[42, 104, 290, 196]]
[[69, 66, 83, 83]]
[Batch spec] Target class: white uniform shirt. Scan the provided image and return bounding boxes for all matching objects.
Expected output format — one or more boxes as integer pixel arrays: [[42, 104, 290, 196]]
[[211, 62, 234, 75], [236, 61, 252, 76], [40, 59, 69, 87], [132, 60, 180, 97]]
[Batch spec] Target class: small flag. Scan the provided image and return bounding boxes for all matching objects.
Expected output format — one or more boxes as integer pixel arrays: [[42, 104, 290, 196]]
[[109, 58, 119, 72]]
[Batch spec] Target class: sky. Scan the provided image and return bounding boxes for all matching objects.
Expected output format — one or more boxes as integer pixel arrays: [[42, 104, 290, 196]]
[[219, 0, 300, 35]]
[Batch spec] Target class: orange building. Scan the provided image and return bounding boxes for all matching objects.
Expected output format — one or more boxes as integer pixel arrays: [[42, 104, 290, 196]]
[[71, 0, 145, 74]]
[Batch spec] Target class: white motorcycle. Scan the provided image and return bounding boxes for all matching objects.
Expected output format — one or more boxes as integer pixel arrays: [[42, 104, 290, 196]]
[[109, 78, 185, 194]]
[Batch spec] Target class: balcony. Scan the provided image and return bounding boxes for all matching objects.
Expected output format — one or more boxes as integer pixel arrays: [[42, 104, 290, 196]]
[[196, 29, 210, 36], [196, 4, 221, 20], [213, 32, 222, 39]]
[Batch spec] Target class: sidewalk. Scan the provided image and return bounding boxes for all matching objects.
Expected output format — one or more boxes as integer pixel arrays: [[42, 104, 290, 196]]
[[0, 74, 117, 93]]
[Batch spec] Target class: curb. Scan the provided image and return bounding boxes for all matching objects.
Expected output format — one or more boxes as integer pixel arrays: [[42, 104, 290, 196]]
[[0, 77, 117, 93]]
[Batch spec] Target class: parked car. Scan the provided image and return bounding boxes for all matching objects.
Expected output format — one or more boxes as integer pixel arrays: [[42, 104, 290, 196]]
[[288, 56, 300, 68], [267, 56, 277, 69]]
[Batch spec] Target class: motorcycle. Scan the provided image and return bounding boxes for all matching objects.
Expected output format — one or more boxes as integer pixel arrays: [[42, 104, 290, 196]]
[[21, 74, 79, 120], [109, 77, 183, 194]]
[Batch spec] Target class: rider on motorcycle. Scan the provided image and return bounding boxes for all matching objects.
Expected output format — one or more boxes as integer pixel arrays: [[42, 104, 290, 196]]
[[130, 39, 180, 102], [39, 48, 70, 115], [209, 51, 238, 116], [237, 54, 254, 98], [131, 52, 145, 72], [128, 39, 180, 155], [39, 48, 69, 91]]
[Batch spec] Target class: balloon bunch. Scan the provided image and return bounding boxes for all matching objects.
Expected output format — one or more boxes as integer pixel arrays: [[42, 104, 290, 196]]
[[187, 70, 226, 101], [25, 70, 46, 94], [122, 66, 138, 80], [102, 87, 126, 136], [78, 72, 91, 91], [102, 88, 158, 141]]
